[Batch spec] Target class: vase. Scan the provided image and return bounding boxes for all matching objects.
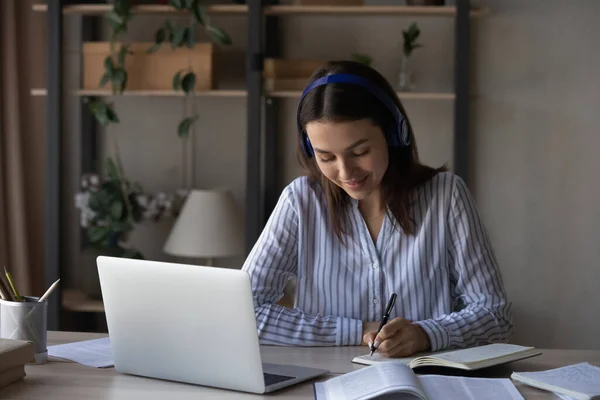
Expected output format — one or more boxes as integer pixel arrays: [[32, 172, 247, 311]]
[[397, 55, 415, 92]]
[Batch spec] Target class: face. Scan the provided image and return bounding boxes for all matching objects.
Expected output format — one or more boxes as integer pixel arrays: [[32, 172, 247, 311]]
[[305, 119, 389, 201]]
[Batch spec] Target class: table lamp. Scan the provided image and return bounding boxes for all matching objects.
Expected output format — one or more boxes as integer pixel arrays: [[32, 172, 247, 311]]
[[163, 188, 245, 266]]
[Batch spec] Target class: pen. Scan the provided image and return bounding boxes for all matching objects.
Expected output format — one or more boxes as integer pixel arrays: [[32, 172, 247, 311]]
[[369, 293, 397, 356]]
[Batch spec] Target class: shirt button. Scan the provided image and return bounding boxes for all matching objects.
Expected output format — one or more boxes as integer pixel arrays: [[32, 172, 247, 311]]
[[372, 263, 379, 269], [373, 298, 380, 305]]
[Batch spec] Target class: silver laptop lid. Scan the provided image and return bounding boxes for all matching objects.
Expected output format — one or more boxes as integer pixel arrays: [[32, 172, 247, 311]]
[[97, 256, 266, 393]]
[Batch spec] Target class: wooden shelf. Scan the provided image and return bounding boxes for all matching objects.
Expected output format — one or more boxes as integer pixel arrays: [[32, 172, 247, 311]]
[[264, 5, 488, 17], [31, 88, 248, 97], [32, 4, 488, 17], [32, 3, 248, 15], [31, 88, 454, 101], [63, 289, 104, 313]]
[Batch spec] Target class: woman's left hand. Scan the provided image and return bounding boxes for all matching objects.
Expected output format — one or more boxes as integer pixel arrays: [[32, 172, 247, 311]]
[[363, 318, 431, 358]]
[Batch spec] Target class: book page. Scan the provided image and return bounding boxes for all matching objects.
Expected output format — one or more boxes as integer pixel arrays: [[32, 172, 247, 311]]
[[314, 362, 427, 400], [512, 363, 600, 398], [419, 375, 524, 400], [353, 352, 420, 366], [429, 344, 533, 364], [47, 337, 113, 368]]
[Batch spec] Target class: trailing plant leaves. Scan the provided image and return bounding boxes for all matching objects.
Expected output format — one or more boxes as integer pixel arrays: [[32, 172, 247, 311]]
[[111, 202, 124, 220], [99, 72, 110, 88], [187, 24, 196, 48], [177, 116, 198, 137], [112, 68, 128, 92], [88, 225, 109, 244], [106, 105, 120, 123], [171, 26, 187, 49], [147, 27, 167, 53], [169, 0, 184, 10], [172, 69, 185, 91], [351, 53, 372, 66], [117, 45, 129, 66], [105, 11, 124, 27], [88, 100, 110, 126], [193, 4, 206, 25], [106, 157, 120, 181], [185, 0, 197, 8], [181, 72, 196, 93], [206, 26, 232, 46], [104, 56, 114, 74]]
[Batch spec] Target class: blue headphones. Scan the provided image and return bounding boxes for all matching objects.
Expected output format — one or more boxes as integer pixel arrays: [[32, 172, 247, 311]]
[[296, 73, 410, 158]]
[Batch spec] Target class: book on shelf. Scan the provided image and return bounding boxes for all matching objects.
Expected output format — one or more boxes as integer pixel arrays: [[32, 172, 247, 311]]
[[0, 338, 35, 389], [511, 363, 600, 400], [314, 361, 524, 400], [352, 343, 542, 371]]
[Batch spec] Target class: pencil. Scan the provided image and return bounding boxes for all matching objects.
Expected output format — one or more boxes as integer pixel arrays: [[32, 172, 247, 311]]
[[0, 273, 15, 302], [4, 266, 21, 301], [38, 278, 60, 303]]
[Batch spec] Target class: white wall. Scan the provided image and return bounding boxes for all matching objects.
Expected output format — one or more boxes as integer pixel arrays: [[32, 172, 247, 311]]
[[61, 0, 600, 349]]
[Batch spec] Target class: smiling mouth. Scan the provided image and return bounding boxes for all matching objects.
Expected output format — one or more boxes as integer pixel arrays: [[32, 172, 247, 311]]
[[342, 175, 368, 189]]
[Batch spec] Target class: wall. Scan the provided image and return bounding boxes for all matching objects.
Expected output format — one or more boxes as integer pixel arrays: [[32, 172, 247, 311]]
[[57, 0, 599, 348]]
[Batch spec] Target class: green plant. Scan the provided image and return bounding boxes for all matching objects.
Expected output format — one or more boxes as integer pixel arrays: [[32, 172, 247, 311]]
[[76, 157, 144, 258], [75, 158, 187, 259], [88, 0, 232, 138], [402, 22, 422, 58], [351, 53, 373, 67]]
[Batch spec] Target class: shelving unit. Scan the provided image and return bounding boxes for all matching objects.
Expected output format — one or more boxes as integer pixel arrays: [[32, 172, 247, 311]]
[[37, 0, 481, 330], [30, 88, 455, 100]]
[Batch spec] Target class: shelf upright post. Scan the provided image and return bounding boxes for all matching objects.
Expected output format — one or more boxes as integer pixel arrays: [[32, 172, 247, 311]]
[[263, 13, 281, 225], [453, 0, 471, 186], [46, 0, 64, 331], [246, 0, 265, 254]]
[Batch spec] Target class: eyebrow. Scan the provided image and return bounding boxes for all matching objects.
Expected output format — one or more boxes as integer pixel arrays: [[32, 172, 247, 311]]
[[313, 138, 369, 154]]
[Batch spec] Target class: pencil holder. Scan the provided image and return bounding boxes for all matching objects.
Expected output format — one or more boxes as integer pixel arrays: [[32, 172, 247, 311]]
[[0, 296, 48, 364]]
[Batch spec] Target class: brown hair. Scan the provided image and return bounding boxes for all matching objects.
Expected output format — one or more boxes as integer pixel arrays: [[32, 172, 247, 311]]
[[297, 60, 446, 240]]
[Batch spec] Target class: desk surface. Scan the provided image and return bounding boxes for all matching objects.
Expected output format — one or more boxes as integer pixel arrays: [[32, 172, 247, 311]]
[[0, 331, 598, 399]]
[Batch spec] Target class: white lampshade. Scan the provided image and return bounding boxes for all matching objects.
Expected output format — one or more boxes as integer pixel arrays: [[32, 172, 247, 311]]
[[163, 189, 245, 259]]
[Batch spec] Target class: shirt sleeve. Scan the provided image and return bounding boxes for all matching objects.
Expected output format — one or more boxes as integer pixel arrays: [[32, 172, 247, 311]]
[[242, 183, 363, 346], [415, 175, 514, 352]]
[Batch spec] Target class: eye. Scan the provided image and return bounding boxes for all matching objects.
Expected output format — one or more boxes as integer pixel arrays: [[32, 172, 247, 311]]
[[352, 149, 370, 157], [318, 156, 335, 163]]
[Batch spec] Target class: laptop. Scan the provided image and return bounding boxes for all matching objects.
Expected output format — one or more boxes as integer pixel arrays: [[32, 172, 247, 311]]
[[96, 256, 329, 394]]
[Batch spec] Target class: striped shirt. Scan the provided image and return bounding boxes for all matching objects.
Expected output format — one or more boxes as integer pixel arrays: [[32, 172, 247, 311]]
[[242, 172, 514, 351]]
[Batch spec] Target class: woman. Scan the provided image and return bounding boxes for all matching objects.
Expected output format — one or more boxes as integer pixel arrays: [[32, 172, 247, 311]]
[[242, 60, 513, 358]]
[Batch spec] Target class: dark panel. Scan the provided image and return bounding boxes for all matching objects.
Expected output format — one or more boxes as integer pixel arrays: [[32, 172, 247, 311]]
[[46, 0, 64, 331], [263, 14, 282, 224], [453, 0, 471, 185], [245, 0, 264, 254]]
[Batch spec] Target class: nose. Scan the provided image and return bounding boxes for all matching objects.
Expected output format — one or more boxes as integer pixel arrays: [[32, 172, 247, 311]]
[[338, 157, 357, 181]]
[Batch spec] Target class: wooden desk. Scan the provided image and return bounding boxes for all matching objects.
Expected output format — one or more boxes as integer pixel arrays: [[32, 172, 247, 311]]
[[0, 331, 598, 399]]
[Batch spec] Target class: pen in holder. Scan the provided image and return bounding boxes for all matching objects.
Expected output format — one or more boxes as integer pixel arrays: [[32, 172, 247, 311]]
[[0, 296, 48, 364]]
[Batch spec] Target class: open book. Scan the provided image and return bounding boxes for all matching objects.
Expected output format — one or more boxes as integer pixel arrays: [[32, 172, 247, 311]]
[[511, 363, 600, 400], [352, 343, 541, 371], [314, 362, 524, 400]]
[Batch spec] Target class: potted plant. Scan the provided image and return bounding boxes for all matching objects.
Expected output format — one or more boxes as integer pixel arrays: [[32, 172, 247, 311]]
[[398, 22, 422, 91], [75, 157, 186, 299]]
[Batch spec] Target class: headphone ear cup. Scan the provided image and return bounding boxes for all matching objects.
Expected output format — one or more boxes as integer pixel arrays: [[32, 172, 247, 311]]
[[302, 132, 314, 157], [400, 119, 410, 146]]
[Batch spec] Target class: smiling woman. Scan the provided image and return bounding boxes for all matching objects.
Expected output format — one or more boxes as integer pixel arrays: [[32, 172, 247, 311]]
[[242, 61, 513, 359]]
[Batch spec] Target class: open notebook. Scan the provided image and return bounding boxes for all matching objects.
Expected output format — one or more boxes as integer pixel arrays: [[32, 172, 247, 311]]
[[352, 343, 542, 371], [511, 363, 600, 400], [314, 361, 524, 400]]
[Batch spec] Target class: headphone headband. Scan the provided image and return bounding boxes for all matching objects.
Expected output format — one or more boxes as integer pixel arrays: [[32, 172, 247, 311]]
[[296, 73, 410, 158]]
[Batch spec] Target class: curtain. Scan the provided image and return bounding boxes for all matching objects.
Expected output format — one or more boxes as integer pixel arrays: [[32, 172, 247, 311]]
[[0, 0, 46, 297]]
